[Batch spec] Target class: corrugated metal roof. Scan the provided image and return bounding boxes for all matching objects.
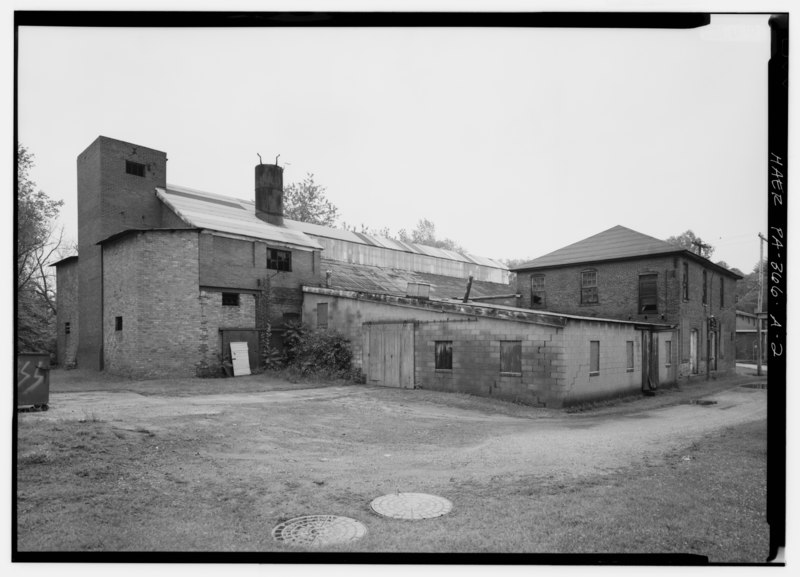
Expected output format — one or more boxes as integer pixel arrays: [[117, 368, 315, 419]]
[[513, 225, 684, 270], [158, 184, 506, 269], [157, 185, 323, 250], [284, 220, 507, 270], [321, 260, 512, 300]]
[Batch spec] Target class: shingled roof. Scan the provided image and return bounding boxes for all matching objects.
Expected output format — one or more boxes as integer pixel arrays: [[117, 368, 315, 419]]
[[511, 225, 742, 279]]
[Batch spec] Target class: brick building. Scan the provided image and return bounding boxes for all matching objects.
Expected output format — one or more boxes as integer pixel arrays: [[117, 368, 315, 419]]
[[511, 225, 742, 379], [53, 136, 509, 377]]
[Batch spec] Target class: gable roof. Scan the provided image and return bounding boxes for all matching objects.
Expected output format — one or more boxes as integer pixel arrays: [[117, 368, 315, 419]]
[[321, 260, 512, 300], [157, 183, 506, 270], [512, 225, 741, 279], [156, 185, 323, 250]]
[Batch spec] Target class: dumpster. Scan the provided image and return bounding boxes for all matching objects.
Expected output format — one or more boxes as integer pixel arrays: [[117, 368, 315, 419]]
[[17, 352, 51, 410]]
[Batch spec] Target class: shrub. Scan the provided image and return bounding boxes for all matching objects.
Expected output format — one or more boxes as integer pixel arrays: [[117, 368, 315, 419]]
[[282, 324, 354, 379]]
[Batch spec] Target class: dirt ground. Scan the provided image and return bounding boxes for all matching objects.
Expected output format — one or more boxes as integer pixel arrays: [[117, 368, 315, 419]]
[[15, 369, 769, 558]]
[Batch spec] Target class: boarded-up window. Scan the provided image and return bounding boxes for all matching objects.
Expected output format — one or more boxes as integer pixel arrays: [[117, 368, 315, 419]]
[[702, 270, 708, 304], [125, 160, 145, 177], [682, 262, 689, 300], [639, 274, 658, 313], [665, 340, 672, 366], [316, 303, 328, 329], [626, 341, 634, 371], [268, 249, 292, 272], [531, 275, 545, 307], [222, 292, 239, 306], [581, 270, 598, 304], [500, 340, 522, 374], [589, 341, 599, 375], [435, 341, 452, 370]]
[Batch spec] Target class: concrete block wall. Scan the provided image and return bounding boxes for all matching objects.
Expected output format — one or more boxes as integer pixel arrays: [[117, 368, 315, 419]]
[[103, 230, 202, 378], [303, 290, 659, 408], [414, 318, 563, 406], [55, 260, 79, 366], [302, 291, 466, 369]]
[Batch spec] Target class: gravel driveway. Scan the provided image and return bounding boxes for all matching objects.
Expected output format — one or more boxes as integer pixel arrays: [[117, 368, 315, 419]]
[[33, 376, 767, 487]]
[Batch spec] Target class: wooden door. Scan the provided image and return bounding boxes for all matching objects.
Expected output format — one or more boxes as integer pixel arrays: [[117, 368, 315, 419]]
[[364, 322, 414, 388], [690, 329, 698, 374], [641, 331, 660, 391]]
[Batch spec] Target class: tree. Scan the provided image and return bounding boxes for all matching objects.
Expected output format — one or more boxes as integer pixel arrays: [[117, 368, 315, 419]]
[[283, 173, 339, 226], [397, 218, 464, 252], [666, 230, 715, 259], [17, 144, 64, 353], [341, 222, 394, 238], [735, 259, 768, 313]]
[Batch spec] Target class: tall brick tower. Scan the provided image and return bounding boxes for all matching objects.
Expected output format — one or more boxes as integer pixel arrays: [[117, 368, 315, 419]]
[[76, 137, 167, 370]]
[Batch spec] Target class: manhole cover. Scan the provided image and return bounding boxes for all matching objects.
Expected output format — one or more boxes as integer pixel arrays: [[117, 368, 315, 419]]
[[370, 492, 452, 520], [272, 515, 367, 548], [741, 383, 767, 390]]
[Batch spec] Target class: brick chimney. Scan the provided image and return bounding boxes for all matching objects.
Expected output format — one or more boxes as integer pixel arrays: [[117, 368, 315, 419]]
[[255, 163, 284, 226]]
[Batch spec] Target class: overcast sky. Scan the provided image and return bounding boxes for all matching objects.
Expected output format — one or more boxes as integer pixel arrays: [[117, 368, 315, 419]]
[[17, 13, 771, 273]]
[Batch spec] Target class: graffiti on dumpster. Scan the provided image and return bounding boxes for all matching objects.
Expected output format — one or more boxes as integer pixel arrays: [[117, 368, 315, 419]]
[[18, 360, 45, 396]]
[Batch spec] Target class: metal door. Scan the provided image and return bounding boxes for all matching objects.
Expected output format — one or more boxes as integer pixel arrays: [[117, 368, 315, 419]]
[[364, 322, 414, 388]]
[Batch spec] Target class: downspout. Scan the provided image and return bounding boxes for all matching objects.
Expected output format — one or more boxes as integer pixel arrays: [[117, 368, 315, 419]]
[[100, 245, 104, 371]]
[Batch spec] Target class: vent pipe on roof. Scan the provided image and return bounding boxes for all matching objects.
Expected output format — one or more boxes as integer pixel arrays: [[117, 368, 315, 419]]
[[463, 275, 474, 303], [255, 164, 284, 226]]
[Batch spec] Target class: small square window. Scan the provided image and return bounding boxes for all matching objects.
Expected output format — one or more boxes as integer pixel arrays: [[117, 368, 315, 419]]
[[268, 249, 292, 272], [222, 292, 240, 306], [435, 341, 452, 370], [626, 341, 634, 372], [500, 340, 522, 374], [65, 322, 71, 335], [317, 303, 328, 329], [125, 160, 146, 177], [589, 341, 600, 375], [115, 316, 123, 331]]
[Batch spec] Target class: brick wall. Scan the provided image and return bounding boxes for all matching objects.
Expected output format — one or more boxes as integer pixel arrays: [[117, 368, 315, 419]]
[[77, 136, 168, 370], [55, 259, 79, 366], [198, 289, 258, 367], [103, 230, 202, 378], [199, 232, 322, 326], [517, 255, 737, 378]]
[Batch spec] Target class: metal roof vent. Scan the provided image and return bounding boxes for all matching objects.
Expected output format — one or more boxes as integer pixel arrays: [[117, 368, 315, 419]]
[[406, 282, 431, 300]]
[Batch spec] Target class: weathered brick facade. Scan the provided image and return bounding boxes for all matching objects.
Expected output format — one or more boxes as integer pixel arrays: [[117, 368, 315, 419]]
[[54, 257, 79, 367], [77, 137, 170, 370], [198, 232, 321, 327], [516, 254, 738, 379], [102, 230, 202, 378]]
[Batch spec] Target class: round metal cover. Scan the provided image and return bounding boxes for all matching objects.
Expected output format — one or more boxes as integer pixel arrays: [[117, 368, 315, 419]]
[[370, 492, 452, 520], [272, 515, 367, 548]]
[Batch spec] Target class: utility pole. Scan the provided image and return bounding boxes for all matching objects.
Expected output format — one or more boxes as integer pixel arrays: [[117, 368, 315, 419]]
[[757, 233, 767, 376]]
